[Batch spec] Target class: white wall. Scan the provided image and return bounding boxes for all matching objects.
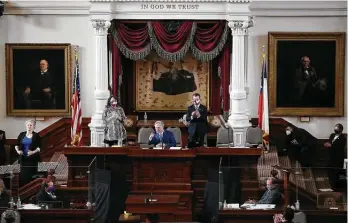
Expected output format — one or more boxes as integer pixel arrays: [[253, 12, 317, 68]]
[[247, 16, 347, 139], [0, 13, 346, 139], [0, 15, 95, 138]]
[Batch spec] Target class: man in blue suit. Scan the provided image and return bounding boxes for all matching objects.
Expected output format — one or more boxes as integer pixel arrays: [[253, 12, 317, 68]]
[[148, 121, 176, 148]]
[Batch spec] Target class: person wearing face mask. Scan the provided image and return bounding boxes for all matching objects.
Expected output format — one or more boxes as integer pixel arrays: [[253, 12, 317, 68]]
[[284, 125, 316, 167], [246, 177, 281, 205], [36, 180, 57, 204], [324, 123, 346, 190], [102, 96, 127, 146], [15, 119, 41, 187], [186, 93, 208, 148]]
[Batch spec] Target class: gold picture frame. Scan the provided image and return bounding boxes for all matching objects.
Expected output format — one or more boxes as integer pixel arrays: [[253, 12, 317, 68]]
[[268, 32, 345, 116], [6, 43, 72, 117], [135, 52, 211, 112]]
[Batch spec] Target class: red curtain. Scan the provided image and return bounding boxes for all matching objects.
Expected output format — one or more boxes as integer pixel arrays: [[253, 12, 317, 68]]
[[109, 21, 230, 113], [219, 44, 231, 113]]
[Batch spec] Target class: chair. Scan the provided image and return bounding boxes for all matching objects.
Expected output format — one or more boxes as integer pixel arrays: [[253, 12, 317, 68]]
[[317, 192, 346, 209], [245, 126, 262, 147], [166, 127, 182, 147], [216, 126, 234, 147], [137, 127, 154, 148]]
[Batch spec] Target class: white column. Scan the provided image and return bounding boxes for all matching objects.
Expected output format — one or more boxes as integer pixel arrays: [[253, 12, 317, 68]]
[[227, 17, 254, 147], [89, 20, 111, 147]]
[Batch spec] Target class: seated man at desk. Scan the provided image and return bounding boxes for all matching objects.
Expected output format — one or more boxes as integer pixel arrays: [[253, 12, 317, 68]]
[[148, 121, 176, 148], [0, 179, 10, 207], [36, 179, 57, 204], [246, 177, 281, 204]]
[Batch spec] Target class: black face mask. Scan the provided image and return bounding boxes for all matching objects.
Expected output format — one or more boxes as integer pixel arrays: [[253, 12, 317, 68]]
[[334, 129, 340, 134]]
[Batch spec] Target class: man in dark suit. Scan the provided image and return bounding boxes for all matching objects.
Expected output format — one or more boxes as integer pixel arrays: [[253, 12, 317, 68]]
[[36, 180, 57, 204], [284, 125, 317, 167], [247, 177, 281, 205], [186, 93, 208, 148], [148, 121, 176, 148], [324, 123, 347, 190], [0, 179, 10, 207], [23, 59, 55, 109], [0, 130, 6, 165]]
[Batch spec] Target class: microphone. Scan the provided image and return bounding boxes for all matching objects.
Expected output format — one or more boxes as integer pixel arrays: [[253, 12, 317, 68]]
[[219, 157, 223, 174], [145, 176, 157, 204]]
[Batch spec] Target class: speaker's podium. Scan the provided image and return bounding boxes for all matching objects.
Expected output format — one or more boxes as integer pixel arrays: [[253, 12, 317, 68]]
[[126, 194, 179, 216], [129, 148, 195, 221]]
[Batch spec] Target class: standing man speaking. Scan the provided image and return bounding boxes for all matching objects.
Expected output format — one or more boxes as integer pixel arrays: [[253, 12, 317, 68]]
[[186, 93, 208, 148]]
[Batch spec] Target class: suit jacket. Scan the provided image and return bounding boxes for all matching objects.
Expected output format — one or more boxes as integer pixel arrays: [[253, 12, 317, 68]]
[[0, 130, 5, 152], [16, 131, 41, 164], [0, 190, 10, 207], [36, 188, 56, 203], [286, 128, 317, 149], [328, 133, 346, 167], [185, 104, 208, 135], [148, 130, 176, 147], [257, 188, 281, 204]]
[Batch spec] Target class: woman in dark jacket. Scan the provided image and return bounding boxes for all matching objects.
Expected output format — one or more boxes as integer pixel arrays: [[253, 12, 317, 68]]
[[15, 120, 41, 187]]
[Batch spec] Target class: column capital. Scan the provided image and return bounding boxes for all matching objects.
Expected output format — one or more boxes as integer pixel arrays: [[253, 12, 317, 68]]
[[91, 20, 111, 36], [227, 16, 254, 35]]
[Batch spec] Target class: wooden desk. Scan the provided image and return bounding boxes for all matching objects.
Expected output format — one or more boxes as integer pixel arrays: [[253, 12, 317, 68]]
[[126, 195, 179, 214], [63, 146, 263, 221], [0, 208, 93, 223], [219, 208, 347, 223]]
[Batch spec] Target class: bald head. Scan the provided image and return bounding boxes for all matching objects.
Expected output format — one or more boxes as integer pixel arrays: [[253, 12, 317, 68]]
[[40, 59, 49, 72]]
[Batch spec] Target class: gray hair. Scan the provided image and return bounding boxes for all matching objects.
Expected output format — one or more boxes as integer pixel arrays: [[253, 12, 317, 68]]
[[154, 121, 164, 127], [25, 119, 36, 128]]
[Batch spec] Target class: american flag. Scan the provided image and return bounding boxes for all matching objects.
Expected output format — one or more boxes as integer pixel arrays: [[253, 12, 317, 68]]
[[71, 48, 82, 145], [258, 53, 270, 150]]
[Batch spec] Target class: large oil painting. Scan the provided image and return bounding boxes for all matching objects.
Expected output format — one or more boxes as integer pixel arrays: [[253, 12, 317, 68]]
[[268, 32, 345, 116], [135, 52, 210, 111], [6, 43, 72, 116]]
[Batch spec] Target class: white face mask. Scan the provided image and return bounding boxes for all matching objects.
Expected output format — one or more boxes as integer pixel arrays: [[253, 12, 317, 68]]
[[286, 130, 291, 135]]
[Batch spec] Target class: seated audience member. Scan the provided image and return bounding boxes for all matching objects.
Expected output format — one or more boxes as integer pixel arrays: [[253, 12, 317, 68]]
[[148, 121, 176, 148], [274, 207, 295, 223], [36, 180, 56, 204], [247, 177, 281, 204], [145, 214, 159, 223], [284, 125, 316, 167], [324, 123, 347, 190], [1, 209, 20, 223], [0, 179, 10, 207]]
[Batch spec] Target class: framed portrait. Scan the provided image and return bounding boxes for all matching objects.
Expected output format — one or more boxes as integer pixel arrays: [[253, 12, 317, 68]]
[[6, 43, 72, 117], [135, 52, 210, 111], [268, 32, 345, 116]]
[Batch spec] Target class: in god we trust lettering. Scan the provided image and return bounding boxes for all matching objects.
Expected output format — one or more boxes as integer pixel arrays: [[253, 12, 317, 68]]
[[141, 4, 200, 10]]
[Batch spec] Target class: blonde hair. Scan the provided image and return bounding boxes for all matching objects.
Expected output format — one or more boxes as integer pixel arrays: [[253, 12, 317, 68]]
[[25, 119, 36, 128]]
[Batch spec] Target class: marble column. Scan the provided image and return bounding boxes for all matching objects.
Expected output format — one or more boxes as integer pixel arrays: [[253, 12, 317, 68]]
[[89, 20, 111, 147], [227, 17, 254, 146]]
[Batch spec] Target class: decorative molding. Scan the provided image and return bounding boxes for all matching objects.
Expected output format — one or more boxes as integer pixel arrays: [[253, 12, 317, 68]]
[[91, 20, 111, 36], [4, 1, 91, 15], [250, 1, 347, 17], [90, 0, 250, 2], [228, 16, 254, 35]]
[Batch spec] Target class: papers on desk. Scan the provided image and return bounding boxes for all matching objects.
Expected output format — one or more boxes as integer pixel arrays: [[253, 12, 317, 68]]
[[22, 204, 41, 210], [319, 188, 334, 192], [241, 203, 275, 210], [169, 147, 181, 150]]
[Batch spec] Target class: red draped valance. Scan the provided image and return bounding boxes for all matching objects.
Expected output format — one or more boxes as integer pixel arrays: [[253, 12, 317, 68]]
[[110, 21, 229, 62]]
